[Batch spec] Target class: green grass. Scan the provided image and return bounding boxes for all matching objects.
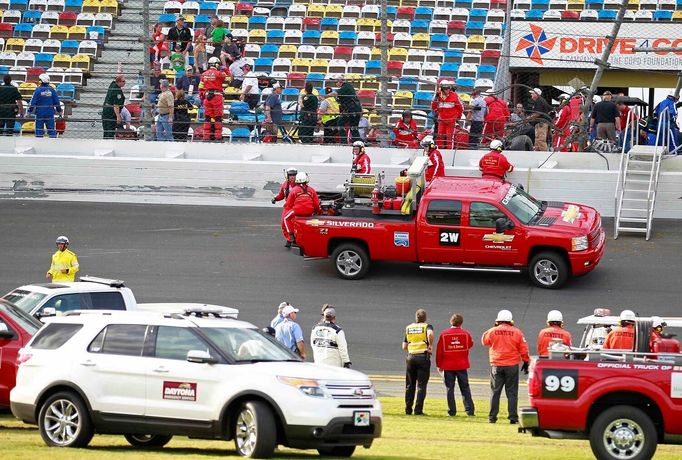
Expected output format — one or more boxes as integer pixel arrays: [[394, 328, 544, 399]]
[[2, 398, 681, 459]]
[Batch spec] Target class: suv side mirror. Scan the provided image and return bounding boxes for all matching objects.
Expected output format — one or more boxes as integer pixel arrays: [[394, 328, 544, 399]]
[[38, 307, 56, 319], [187, 349, 217, 364], [495, 217, 515, 233], [0, 322, 14, 339]]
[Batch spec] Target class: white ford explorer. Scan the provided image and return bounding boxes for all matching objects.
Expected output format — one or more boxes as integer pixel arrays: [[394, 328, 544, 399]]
[[10, 310, 382, 458]]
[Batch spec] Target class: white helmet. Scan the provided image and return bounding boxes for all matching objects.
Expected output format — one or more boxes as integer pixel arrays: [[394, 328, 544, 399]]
[[55, 235, 69, 244], [352, 140, 364, 152], [439, 79, 455, 88], [286, 167, 297, 176], [208, 56, 220, 67], [421, 135, 435, 148], [496, 309, 513, 322], [652, 316, 666, 328], [620, 309, 636, 322], [295, 172, 309, 184], [39, 73, 50, 83], [547, 310, 563, 323], [490, 139, 503, 152]]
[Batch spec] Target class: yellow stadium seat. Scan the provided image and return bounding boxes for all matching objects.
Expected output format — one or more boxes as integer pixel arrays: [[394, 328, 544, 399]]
[[412, 33, 430, 49], [5, 38, 25, 52], [231, 16, 248, 29], [248, 29, 266, 45], [325, 5, 343, 18], [467, 35, 486, 50], [19, 82, 36, 100], [673, 11, 682, 20], [320, 30, 339, 45], [388, 47, 408, 62], [371, 47, 382, 60], [291, 57, 311, 72], [161, 69, 176, 85], [393, 90, 414, 109], [360, 75, 379, 91], [21, 121, 36, 136], [99, 0, 119, 15], [182, 15, 195, 28], [68, 25, 87, 40], [50, 25, 69, 40], [566, 0, 585, 10], [278, 44, 298, 58], [71, 53, 91, 71], [82, 0, 100, 14], [356, 18, 375, 32], [627, 0, 639, 9], [223, 86, 241, 100], [310, 58, 328, 73], [52, 53, 72, 68], [308, 4, 325, 18]]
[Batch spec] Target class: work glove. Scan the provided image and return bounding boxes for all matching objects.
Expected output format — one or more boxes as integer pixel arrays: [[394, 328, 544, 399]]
[[271, 198, 276, 204], [343, 362, 352, 368], [521, 361, 529, 375]]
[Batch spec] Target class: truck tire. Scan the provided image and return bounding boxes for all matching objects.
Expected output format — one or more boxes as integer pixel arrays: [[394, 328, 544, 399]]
[[234, 400, 277, 458], [318, 445, 356, 457], [124, 434, 173, 448], [529, 251, 568, 289], [331, 243, 370, 280], [589, 405, 657, 460], [38, 391, 94, 448]]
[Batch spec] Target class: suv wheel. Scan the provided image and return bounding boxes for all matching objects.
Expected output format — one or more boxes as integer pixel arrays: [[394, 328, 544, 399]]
[[529, 251, 568, 289], [331, 243, 370, 280], [124, 434, 173, 448], [38, 391, 94, 448], [318, 445, 356, 457], [589, 405, 657, 460], [234, 401, 276, 458]]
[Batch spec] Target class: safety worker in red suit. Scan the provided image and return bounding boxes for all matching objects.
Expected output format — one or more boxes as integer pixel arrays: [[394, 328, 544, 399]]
[[199, 56, 227, 141], [272, 167, 298, 245], [422, 136, 444, 183], [536, 310, 572, 357], [435, 313, 475, 416], [431, 80, 463, 150], [479, 140, 514, 181], [553, 94, 572, 152], [282, 172, 321, 248], [649, 316, 680, 354], [568, 92, 585, 152], [351, 140, 371, 174], [393, 110, 419, 148], [603, 309, 636, 351], [483, 94, 511, 141]]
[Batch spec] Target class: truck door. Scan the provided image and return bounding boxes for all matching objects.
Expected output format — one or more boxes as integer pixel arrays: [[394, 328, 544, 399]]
[[417, 199, 464, 263], [463, 201, 523, 266]]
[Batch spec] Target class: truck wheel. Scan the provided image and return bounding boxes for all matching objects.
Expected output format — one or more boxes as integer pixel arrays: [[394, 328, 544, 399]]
[[529, 251, 568, 289], [38, 391, 94, 448], [331, 244, 370, 280], [234, 400, 277, 458], [124, 434, 173, 448], [589, 405, 657, 460], [318, 445, 356, 457]]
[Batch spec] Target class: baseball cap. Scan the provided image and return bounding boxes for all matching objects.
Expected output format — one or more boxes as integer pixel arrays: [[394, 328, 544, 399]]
[[184, 65, 193, 71], [177, 16, 185, 21], [282, 305, 299, 316], [603, 90, 612, 96], [529, 88, 542, 96], [272, 82, 281, 89], [324, 307, 336, 318]]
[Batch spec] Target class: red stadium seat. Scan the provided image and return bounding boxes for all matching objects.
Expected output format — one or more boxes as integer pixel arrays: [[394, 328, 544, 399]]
[[357, 89, 376, 108], [561, 10, 580, 20], [235, 3, 254, 17], [387, 60, 403, 77], [303, 17, 321, 31], [447, 20, 466, 36], [396, 7, 415, 21], [58, 12, 78, 27], [481, 50, 501, 65], [287, 72, 306, 89], [0, 24, 13, 39], [375, 32, 394, 46], [333, 45, 353, 60]]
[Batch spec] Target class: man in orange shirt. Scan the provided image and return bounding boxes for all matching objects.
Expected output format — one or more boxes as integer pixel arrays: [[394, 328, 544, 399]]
[[603, 310, 636, 351], [482, 309, 529, 424], [537, 310, 572, 357]]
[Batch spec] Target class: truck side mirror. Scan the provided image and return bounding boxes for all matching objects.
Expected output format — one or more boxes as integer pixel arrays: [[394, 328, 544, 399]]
[[38, 307, 56, 319], [495, 217, 514, 233]]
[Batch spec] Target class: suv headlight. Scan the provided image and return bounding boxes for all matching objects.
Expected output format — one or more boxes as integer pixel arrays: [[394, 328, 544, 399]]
[[277, 376, 328, 398], [571, 236, 588, 251]]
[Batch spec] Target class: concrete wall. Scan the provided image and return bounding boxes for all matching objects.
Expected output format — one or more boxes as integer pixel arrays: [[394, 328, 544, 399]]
[[1, 138, 681, 217]]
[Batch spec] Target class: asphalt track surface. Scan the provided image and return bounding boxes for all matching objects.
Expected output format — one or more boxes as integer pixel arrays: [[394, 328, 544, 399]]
[[2, 200, 681, 380]]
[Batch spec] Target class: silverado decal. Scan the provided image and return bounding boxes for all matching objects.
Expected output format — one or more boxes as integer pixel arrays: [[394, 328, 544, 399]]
[[483, 233, 514, 244], [306, 219, 375, 228], [163, 381, 197, 401], [541, 369, 578, 399], [561, 205, 582, 224]]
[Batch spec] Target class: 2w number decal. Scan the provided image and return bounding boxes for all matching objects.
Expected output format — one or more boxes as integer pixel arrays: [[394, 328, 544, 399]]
[[541, 369, 578, 399], [439, 229, 460, 246]]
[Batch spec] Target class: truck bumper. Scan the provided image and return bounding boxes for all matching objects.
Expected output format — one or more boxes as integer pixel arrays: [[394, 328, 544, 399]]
[[519, 406, 538, 431]]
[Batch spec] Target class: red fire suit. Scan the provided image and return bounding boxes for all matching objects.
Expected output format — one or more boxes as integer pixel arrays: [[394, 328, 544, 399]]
[[275, 179, 296, 240], [425, 148, 444, 182], [536, 325, 572, 357], [603, 324, 635, 351], [353, 152, 371, 174], [282, 184, 322, 242], [649, 330, 681, 354], [553, 104, 572, 152], [200, 67, 227, 141], [393, 119, 419, 148], [569, 95, 584, 152], [483, 96, 510, 140], [479, 150, 513, 180], [432, 91, 463, 149]]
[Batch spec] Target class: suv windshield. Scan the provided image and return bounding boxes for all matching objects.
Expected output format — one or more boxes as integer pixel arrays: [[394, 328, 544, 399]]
[[3, 290, 48, 315], [202, 327, 298, 362], [501, 184, 542, 224], [0, 301, 41, 335]]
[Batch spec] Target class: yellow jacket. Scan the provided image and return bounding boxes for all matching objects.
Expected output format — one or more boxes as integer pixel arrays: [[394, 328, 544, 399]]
[[48, 249, 79, 282]]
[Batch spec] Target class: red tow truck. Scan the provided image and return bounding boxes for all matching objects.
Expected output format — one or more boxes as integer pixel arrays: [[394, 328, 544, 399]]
[[292, 157, 605, 289]]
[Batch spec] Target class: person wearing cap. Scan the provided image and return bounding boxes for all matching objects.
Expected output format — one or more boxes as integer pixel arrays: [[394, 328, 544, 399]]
[[275, 304, 306, 359], [393, 110, 419, 148], [311, 306, 351, 368], [553, 94, 572, 152], [468, 88, 487, 148], [228, 54, 250, 88], [167, 16, 192, 56], [155, 79, 174, 142], [482, 309, 529, 424], [403, 308, 434, 415], [46, 236, 79, 282], [654, 92, 680, 153], [528, 88, 552, 151], [102, 75, 126, 139], [325, 75, 362, 144], [435, 313, 475, 417], [649, 317, 680, 354], [483, 93, 510, 141], [265, 82, 289, 143], [431, 80, 463, 149], [537, 310, 572, 357], [205, 16, 225, 59], [239, 67, 260, 109], [270, 301, 292, 329], [221, 35, 241, 69], [176, 65, 201, 105], [28, 74, 62, 138], [318, 86, 340, 143], [590, 91, 620, 143], [603, 310, 636, 351]]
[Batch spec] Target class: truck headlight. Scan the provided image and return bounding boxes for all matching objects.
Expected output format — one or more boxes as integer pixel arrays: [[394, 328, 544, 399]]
[[277, 376, 328, 398], [571, 236, 588, 251]]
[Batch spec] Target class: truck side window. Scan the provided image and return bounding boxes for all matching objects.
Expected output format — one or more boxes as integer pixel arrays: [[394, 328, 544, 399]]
[[42, 294, 83, 314], [89, 292, 126, 311], [426, 200, 462, 225], [469, 202, 507, 228]]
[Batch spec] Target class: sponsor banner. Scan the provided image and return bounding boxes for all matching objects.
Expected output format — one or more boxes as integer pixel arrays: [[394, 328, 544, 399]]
[[394, 231, 410, 247], [163, 381, 197, 401], [510, 21, 682, 70]]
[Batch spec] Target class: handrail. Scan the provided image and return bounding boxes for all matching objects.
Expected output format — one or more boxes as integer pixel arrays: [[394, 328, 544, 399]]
[[613, 109, 638, 238]]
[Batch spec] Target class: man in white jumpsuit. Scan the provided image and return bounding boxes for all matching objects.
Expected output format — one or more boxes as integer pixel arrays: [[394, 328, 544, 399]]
[[310, 307, 351, 368]]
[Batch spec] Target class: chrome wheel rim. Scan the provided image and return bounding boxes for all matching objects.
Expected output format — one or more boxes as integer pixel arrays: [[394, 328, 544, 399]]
[[43, 399, 81, 446], [534, 259, 559, 286], [235, 407, 257, 456], [602, 418, 645, 459], [336, 250, 362, 276], [130, 434, 154, 443]]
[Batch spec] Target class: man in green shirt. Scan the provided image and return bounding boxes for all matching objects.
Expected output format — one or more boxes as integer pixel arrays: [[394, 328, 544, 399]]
[[325, 76, 362, 144], [102, 75, 126, 139], [0, 75, 24, 136]]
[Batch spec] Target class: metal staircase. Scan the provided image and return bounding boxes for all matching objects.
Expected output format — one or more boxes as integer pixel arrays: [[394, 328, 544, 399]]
[[614, 110, 667, 241]]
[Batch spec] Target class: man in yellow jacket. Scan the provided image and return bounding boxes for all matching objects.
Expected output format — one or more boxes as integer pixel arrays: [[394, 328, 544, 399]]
[[46, 235, 79, 282]]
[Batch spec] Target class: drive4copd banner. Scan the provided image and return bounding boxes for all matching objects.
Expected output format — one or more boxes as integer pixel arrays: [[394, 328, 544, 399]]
[[510, 21, 682, 70]]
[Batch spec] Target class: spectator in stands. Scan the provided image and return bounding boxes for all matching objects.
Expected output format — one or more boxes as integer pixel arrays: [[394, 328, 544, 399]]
[[298, 82, 318, 144], [0, 75, 23, 136], [393, 110, 419, 148], [170, 43, 186, 74], [239, 68, 260, 109], [149, 64, 163, 104], [173, 90, 193, 142], [209, 18, 227, 59], [150, 23, 168, 63], [176, 65, 201, 105], [590, 91, 620, 143], [155, 80, 174, 142], [528, 88, 552, 151], [167, 16, 192, 58], [28, 74, 61, 139], [468, 88, 487, 148], [319, 86, 339, 144], [326, 76, 362, 144], [510, 103, 525, 124], [221, 35, 241, 69], [265, 83, 286, 143], [119, 105, 132, 131], [193, 29, 208, 73], [358, 110, 371, 143], [483, 94, 510, 141], [102, 75, 126, 139], [229, 56, 251, 88]]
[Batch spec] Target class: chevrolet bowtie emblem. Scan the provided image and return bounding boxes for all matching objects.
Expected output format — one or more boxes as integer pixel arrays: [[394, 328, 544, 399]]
[[483, 233, 515, 243], [306, 219, 325, 227], [561, 205, 581, 224]]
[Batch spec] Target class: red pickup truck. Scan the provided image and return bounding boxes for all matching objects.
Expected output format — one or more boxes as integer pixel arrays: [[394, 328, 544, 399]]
[[293, 159, 605, 289]]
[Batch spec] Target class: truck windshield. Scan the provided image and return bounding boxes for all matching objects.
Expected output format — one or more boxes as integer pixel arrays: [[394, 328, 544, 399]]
[[202, 327, 299, 363], [3, 290, 48, 314], [501, 185, 542, 224], [0, 301, 41, 335]]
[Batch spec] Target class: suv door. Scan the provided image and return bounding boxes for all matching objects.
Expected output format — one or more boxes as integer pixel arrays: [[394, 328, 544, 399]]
[[417, 199, 464, 263], [463, 201, 524, 266]]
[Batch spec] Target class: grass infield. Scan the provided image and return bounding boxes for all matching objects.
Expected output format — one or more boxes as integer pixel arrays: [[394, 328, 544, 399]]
[[1, 398, 681, 459]]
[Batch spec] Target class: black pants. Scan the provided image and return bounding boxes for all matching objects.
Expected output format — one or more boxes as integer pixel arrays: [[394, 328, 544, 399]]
[[405, 354, 430, 415], [323, 118, 338, 143], [244, 94, 260, 110], [337, 113, 360, 144], [299, 114, 317, 143], [0, 112, 15, 135], [102, 114, 117, 139], [489, 364, 519, 423], [173, 121, 190, 141], [444, 370, 474, 416], [469, 120, 484, 147]]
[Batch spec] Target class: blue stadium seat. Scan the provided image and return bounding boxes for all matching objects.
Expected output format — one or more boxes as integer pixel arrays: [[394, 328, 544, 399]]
[[35, 53, 54, 68], [231, 127, 252, 142], [10, 0, 29, 10], [597, 10, 617, 20], [260, 43, 279, 58], [249, 16, 267, 29], [13, 23, 33, 38], [266, 30, 285, 44], [469, 9, 487, 22], [339, 31, 357, 45], [22, 10, 42, 23], [275, 0, 293, 6], [57, 83, 76, 101], [198, 2, 217, 15], [159, 14, 177, 25], [306, 72, 325, 85], [411, 20, 429, 34], [302, 30, 320, 45], [229, 102, 258, 123], [465, 21, 484, 36], [194, 14, 211, 29], [413, 91, 433, 109], [387, 6, 397, 21], [365, 60, 381, 75], [415, 7, 433, 20], [530, 0, 550, 9], [440, 62, 460, 78], [455, 0, 473, 8], [525, 10, 545, 20], [65, 0, 83, 10], [586, 0, 603, 8], [654, 10, 672, 21], [430, 33, 449, 50], [254, 57, 274, 73], [398, 77, 419, 92], [456, 77, 475, 92], [321, 18, 338, 31], [477, 64, 497, 79], [86, 26, 106, 43], [0, 66, 10, 75], [282, 87, 300, 103], [445, 50, 464, 64], [61, 40, 79, 55]]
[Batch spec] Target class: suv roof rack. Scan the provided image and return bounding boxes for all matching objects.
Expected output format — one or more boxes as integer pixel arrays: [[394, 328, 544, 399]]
[[79, 276, 126, 288], [63, 310, 116, 317], [168, 307, 238, 320]]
